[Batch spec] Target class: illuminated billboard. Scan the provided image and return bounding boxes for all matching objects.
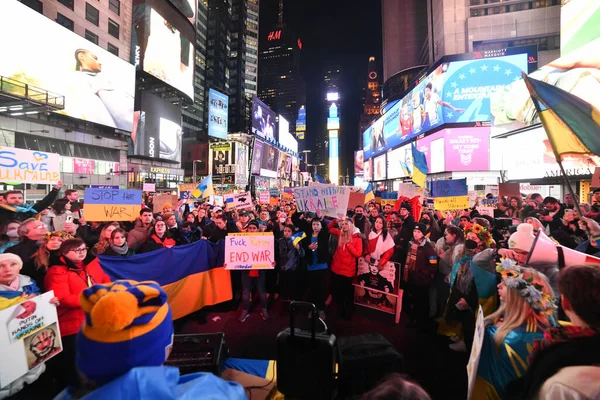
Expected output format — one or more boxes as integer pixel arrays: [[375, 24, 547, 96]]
[[167, 0, 196, 25], [296, 106, 306, 132], [561, 0, 600, 58], [363, 47, 532, 160], [251, 96, 276, 140], [278, 116, 298, 153], [261, 142, 280, 178], [130, 92, 182, 162], [373, 154, 386, 181], [251, 141, 263, 175], [0, 0, 135, 131], [354, 150, 364, 176], [208, 88, 229, 140], [132, 0, 195, 100]]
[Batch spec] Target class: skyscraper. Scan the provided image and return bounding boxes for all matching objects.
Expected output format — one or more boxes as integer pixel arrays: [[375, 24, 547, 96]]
[[359, 57, 381, 146], [322, 66, 342, 182], [258, 0, 304, 135]]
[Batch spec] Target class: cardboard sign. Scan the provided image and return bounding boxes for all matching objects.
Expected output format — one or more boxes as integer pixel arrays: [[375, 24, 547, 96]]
[[397, 183, 423, 200], [83, 188, 142, 221], [467, 306, 485, 400], [431, 179, 468, 197], [224, 233, 275, 270], [152, 194, 178, 213], [0, 146, 60, 184], [484, 185, 499, 197], [499, 182, 520, 198], [476, 206, 495, 217], [213, 195, 224, 207], [233, 191, 253, 210], [224, 194, 235, 210], [348, 191, 366, 209], [258, 191, 269, 204], [142, 183, 156, 192], [0, 292, 63, 388], [434, 195, 470, 211], [293, 184, 351, 217]]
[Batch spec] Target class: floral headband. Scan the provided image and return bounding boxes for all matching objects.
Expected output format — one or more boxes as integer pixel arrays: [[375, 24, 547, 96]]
[[44, 231, 74, 240], [463, 223, 493, 245], [496, 259, 556, 315]]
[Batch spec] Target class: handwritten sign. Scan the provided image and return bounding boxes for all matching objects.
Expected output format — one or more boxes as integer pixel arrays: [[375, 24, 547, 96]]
[[233, 191, 253, 210], [499, 182, 520, 198], [0, 146, 60, 184], [397, 183, 423, 200], [83, 188, 142, 221], [0, 291, 63, 388], [434, 195, 470, 211], [431, 179, 468, 198], [259, 191, 269, 204], [225, 233, 274, 270], [153, 194, 177, 213], [142, 183, 156, 192], [293, 184, 351, 217], [467, 306, 485, 400], [213, 195, 224, 206], [224, 194, 235, 210], [476, 206, 495, 217]]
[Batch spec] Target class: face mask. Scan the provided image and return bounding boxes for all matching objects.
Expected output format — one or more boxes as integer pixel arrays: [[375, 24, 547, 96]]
[[465, 239, 478, 250], [355, 214, 363, 219], [279, 217, 286, 223], [6, 229, 18, 239]]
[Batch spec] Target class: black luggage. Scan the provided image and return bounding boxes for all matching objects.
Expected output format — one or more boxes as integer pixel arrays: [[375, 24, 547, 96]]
[[337, 333, 404, 398], [276, 301, 337, 400]]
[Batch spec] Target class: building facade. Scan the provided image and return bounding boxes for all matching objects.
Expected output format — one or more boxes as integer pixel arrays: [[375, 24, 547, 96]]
[[359, 57, 382, 148]]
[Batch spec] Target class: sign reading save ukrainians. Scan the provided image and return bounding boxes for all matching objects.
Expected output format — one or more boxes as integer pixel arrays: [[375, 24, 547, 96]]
[[293, 184, 351, 217], [432, 179, 469, 211], [83, 188, 142, 221], [0, 146, 60, 184], [225, 233, 274, 270]]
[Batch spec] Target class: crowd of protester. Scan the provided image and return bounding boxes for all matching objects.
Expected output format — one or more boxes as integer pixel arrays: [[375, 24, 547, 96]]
[[1, 183, 599, 399]]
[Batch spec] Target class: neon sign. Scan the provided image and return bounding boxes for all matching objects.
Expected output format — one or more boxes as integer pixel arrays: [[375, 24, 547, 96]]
[[298, 38, 302, 49], [268, 30, 282, 41]]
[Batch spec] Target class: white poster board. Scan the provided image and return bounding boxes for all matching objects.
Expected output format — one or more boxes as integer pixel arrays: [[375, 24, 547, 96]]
[[476, 206, 495, 217], [233, 191, 253, 210], [224, 233, 275, 270], [293, 184, 351, 217], [467, 306, 485, 400], [0, 291, 62, 388], [142, 183, 156, 192], [0, 147, 60, 184], [258, 191, 269, 205]]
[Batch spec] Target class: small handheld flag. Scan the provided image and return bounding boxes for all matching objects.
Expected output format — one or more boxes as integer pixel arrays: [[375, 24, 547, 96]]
[[314, 174, 327, 184], [291, 231, 306, 246], [191, 175, 214, 199]]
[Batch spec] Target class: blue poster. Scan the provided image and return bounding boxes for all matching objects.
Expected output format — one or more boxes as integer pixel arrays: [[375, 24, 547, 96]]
[[430, 179, 468, 198], [208, 88, 229, 140]]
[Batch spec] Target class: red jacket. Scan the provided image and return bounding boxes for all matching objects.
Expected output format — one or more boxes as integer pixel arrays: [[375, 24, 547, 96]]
[[44, 257, 111, 336], [328, 220, 363, 277]]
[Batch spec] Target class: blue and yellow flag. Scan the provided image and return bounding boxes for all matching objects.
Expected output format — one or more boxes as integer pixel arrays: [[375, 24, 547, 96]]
[[314, 173, 327, 184], [411, 143, 428, 188], [523, 73, 600, 161], [291, 231, 306, 246], [364, 183, 374, 203], [191, 175, 214, 199]]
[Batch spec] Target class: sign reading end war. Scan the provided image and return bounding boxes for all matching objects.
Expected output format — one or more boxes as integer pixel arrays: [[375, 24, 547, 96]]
[[0, 146, 60, 184], [83, 188, 142, 221], [293, 184, 350, 217], [225, 233, 274, 270]]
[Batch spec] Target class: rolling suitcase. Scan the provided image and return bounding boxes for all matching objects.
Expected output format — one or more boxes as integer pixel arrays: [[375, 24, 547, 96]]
[[276, 301, 337, 400]]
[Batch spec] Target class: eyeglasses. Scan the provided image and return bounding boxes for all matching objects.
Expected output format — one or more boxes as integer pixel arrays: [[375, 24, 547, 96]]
[[69, 247, 88, 254]]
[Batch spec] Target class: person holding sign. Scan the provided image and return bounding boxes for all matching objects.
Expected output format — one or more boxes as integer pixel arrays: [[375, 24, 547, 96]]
[[0, 180, 62, 228], [237, 221, 269, 323]]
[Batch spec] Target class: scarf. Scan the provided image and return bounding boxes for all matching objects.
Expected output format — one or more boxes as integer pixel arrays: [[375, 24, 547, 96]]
[[455, 248, 479, 295], [151, 234, 175, 248], [368, 231, 395, 263], [109, 243, 130, 255], [530, 325, 600, 363], [403, 240, 421, 282]]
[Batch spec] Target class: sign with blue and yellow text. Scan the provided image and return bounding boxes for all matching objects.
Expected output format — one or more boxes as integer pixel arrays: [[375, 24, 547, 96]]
[[83, 188, 142, 221], [0, 146, 60, 184]]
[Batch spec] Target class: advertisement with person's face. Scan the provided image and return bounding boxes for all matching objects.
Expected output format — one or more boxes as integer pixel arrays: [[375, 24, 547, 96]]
[[132, 0, 195, 100], [261, 143, 279, 178], [251, 141, 263, 175], [252, 97, 276, 140], [373, 154, 386, 181], [210, 142, 233, 176], [364, 158, 373, 181], [0, 1, 135, 131], [208, 88, 229, 140], [130, 92, 182, 162], [354, 150, 364, 175], [291, 157, 299, 181]]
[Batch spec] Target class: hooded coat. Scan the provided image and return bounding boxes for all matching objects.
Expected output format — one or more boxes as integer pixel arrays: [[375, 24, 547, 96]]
[[328, 220, 363, 278]]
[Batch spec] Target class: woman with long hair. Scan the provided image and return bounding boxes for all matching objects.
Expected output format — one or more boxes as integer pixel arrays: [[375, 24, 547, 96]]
[[474, 260, 556, 399], [328, 218, 363, 319], [505, 196, 522, 219], [139, 219, 176, 253], [102, 228, 135, 257], [92, 222, 120, 255], [366, 216, 395, 271], [42, 198, 76, 234], [21, 231, 73, 292]]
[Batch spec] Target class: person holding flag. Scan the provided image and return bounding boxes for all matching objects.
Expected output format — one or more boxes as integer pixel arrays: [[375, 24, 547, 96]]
[[192, 175, 214, 199], [276, 225, 306, 304]]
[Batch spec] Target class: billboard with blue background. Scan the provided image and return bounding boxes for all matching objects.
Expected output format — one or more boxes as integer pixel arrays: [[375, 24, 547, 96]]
[[208, 88, 229, 140], [364, 46, 534, 160]]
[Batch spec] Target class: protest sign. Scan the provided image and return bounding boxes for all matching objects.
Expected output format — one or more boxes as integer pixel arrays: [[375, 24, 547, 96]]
[[224, 194, 235, 210], [434, 196, 470, 211], [233, 191, 253, 210], [499, 182, 520, 198], [293, 184, 351, 217], [476, 206, 495, 217], [467, 306, 485, 400], [348, 191, 366, 209], [84, 188, 142, 221], [397, 183, 423, 200], [484, 185, 499, 197], [0, 146, 60, 184], [269, 188, 279, 206], [142, 183, 156, 192], [225, 233, 275, 270], [592, 167, 600, 187], [378, 192, 398, 206], [259, 191, 269, 204], [152, 194, 178, 213], [0, 292, 63, 388], [431, 179, 468, 198], [213, 195, 224, 206]]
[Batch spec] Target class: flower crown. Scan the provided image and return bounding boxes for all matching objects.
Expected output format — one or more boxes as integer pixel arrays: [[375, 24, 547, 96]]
[[44, 231, 74, 240], [496, 258, 556, 315], [463, 223, 493, 245]]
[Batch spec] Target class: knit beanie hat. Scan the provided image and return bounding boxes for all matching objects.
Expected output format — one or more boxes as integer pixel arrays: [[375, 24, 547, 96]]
[[414, 223, 427, 236], [77, 280, 174, 385], [162, 202, 173, 210], [508, 223, 536, 253], [400, 202, 412, 212], [0, 253, 23, 268]]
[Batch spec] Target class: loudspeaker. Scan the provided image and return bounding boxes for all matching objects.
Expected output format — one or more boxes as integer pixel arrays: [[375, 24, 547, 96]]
[[526, 230, 600, 268]]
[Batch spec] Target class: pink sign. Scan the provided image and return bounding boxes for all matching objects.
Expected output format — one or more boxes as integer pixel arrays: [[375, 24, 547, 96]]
[[73, 158, 95, 174], [444, 127, 490, 171]]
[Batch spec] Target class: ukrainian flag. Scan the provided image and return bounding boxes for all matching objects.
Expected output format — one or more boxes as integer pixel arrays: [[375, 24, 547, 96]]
[[192, 175, 214, 199], [98, 240, 231, 320], [411, 143, 428, 188], [523, 73, 600, 160], [314, 173, 327, 184], [364, 183, 375, 203], [291, 231, 306, 246]]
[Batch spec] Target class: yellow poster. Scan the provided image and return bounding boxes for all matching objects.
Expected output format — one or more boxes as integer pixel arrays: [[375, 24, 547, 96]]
[[434, 196, 470, 211]]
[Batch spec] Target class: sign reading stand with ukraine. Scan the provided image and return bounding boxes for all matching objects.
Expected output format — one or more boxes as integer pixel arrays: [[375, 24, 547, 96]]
[[0, 146, 60, 184], [83, 188, 142, 221]]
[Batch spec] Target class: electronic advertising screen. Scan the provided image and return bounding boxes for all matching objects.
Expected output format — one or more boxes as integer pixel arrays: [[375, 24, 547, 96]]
[[252, 96, 277, 140], [208, 88, 229, 140], [364, 158, 373, 181], [373, 154, 387, 181], [291, 157, 299, 182], [386, 147, 407, 180], [130, 91, 182, 162], [277, 152, 292, 180], [260, 142, 279, 178], [167, 0, 196, 25], [363, 47, 532, 160], [354, 150, 364, 176], [251, 141, 263, 175], [278, 115, 298, 153], [132, 0, 195, 100], [0, 1, 135, 131], [210, 142, 233, 176]]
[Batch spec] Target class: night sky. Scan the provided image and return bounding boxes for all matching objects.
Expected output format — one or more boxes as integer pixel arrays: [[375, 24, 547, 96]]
[[259, 0, 383, 180]]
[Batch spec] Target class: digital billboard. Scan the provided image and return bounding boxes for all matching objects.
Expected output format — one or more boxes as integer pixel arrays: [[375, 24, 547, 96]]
[[261, 142, 279, 178], [373, 154, 386, 181], [386, 147, 407, 180], [364, 158, 373, 181], [363, 49, 531, 160], [561, 0, 600, 58], [0, 1, 135, 131], [251, 141, 263, 175], [416, 131, 445, 174], [167, 0, 196, 25], [130, 92, 182, 162], [278, 152, 292, 180], [252, 96, 276, 140], [278, 116, 298, 153], [208, 88, 229, 140], [210, 142, 233, 176], [354, 150, 364, 176], [132, 0, 195, 100], [234, 143, 249, 186], [291, 157, 299, 182], [296, 106, 306, 132]]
